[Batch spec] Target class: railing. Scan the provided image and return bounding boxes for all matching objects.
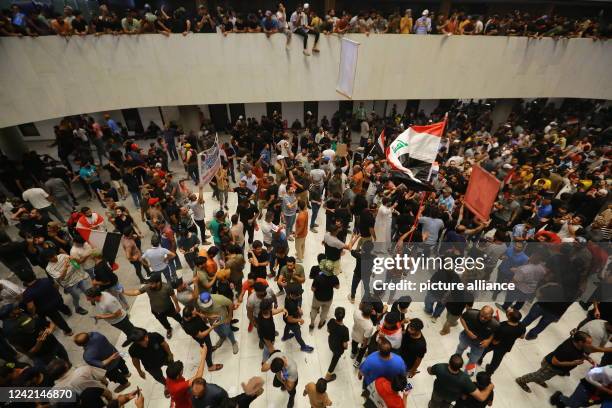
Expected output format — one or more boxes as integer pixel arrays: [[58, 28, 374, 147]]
[[0, 33, 610, 128]]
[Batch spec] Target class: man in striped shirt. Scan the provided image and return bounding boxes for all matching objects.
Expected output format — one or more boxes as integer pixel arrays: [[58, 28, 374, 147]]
[[45, 251, 91, 315]]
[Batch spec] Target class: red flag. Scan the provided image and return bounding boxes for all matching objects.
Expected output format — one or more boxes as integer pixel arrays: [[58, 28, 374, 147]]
[[464, 165, 501, 221]]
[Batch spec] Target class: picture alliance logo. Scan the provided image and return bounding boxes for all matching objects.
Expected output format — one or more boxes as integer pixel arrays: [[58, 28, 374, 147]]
[[371, 254, 486, 275]]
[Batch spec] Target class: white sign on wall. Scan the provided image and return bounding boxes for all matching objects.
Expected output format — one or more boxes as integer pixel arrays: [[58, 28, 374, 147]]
[[336, 38, 360, 99]]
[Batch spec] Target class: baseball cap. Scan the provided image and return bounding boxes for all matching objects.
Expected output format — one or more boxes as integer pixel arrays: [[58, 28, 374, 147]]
[[303, 3, 310, 9], [148, 197, 160, 206], [198, 292, 213, 308]]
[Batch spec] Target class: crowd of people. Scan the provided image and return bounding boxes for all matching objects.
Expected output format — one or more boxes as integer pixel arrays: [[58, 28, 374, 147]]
[[0, 97, 611, 408], [2, 1, 610, 47]]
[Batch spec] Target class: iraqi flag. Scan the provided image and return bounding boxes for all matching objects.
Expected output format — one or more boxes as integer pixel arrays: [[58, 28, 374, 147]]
[[76, 227, 122, 264], [386, 120, 445, 186], [376, 129, 386, 153]]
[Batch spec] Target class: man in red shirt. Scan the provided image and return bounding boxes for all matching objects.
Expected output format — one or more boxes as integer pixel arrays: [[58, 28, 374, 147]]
[[365, 374, 409, 408], [165, 345, 208, 408]]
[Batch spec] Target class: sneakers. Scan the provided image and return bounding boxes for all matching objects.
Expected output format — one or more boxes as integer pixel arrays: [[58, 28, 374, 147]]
[[310, 228, 318, 233], [75, 307, 88, 315], [317, 320, 326, 329], [550, 391, 564, 408], [347, 294, 355, 304], [232, 342, 239, 354], [525, 332, 538, 340], [303, 49, 311, 56], [353, 360, 360, 368], [281, 333, 295, 342], [325, 374, 337, 382], [431, 316, 437, 323], [308, 324, 315, 331], [494, 303, 507, 311], [300, 345, 314, 353], [248, 322, 254, 332], [166, 329, 173, 339]]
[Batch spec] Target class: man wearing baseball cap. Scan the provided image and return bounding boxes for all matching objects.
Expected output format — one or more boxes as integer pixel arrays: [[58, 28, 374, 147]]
[[197, 292, 239, 354]]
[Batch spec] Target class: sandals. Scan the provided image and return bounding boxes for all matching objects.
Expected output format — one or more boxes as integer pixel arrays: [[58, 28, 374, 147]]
[[208, 364, 223, 372]]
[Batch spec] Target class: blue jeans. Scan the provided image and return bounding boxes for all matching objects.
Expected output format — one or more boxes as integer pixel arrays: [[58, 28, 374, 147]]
[[559, 382, 592, 408], [214, 323, 236, 344], [455, 331, 485, 366], [157, 266, 178, 285], [284, 214, 296, 236], [424, 292, 445, 318], [522, 303, 558, 338], [65, 278, 92, 310], [310, 202, 320, 228], [130, 191, 141, 208]]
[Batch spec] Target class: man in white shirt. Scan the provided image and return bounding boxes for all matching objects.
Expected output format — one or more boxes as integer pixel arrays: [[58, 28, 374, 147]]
[[86, 287, 136, 343], [45, 252, 91, 315], [22, 186, 64, 221], [48, 358, 111, 398], [551, 364, 612, 407]]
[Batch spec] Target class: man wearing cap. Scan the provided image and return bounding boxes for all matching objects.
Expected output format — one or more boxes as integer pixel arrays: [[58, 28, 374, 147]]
[[262, 10, 279, 37], [281, 283, 314, 353], [74, 331, 131, 393], [197, 291, 239, 354], [142, 235, 178, 285], [414, 9, 431, 34], [128, 328, 174, 385], [124, 273, 182, 339]]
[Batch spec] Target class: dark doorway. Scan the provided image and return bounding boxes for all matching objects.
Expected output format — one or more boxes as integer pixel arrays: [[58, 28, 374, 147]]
[[405, 100, 420, 116], [208, 104, 230, 131], [266, 102, 282, 118], [304, 101, 318, 125], [121, 108, 144, 134], [229, 103, 246, 124]]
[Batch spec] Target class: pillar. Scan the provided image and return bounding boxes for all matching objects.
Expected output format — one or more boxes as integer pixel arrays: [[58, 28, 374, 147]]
[[0, 126, 28, 161], [491, 99, 519, 131], [178, 106, 203, 133]]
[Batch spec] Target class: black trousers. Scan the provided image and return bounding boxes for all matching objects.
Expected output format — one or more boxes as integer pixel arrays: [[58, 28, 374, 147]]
[[283, 323, 306, 348], [244, 224, 255, 244], [112, 316, 136, 337], [145, 364, 167, 385], [478, 344, 508, 374], [351, 340, 368, 364], [106, 358, 130, 385], [294, 27, 319, 49], [191, 334, 214, 367], [152, 308, 183, 331], [273, 375, 298, 405], [328, 351, 344, 373], [194, 219, 207, 243], [42, 303, 73, 333], [130, 260, 147, 282]]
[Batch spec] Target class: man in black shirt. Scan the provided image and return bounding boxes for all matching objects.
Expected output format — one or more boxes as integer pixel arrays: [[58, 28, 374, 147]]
[[237, 199, 258, 245], [440, 291, 474, 335], [281, 283, 314, 353], [233, 180, 253, 212], [309, 261, 340, 331], [248, 241, 269, 280], [128, 328, 174, 385], [324, 307, 349, 382], [516, 331, 592, 393], [358, 204, 377, 247], [478, 309, 525, 374], [181, 306, 223, 372], [1, 304, 70, 366], [401, 318, 427, 378], [455, 306, 499, 373]]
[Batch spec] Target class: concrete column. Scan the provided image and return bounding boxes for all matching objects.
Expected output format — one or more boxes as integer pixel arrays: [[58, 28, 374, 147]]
[[0, 126, 28, 161], [178, 106, 203, 133], [491, 99, 519, 131]]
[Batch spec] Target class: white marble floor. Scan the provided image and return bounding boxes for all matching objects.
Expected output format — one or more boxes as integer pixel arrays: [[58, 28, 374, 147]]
[[6, 140, 603, 408]]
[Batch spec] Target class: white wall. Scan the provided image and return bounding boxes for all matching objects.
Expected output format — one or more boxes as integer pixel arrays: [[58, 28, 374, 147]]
[[138, 107, 164, 129], [318, 101, 339, 123], [244, 103, 266, 120], [386, 100, 407, 117], [1, 34, 610, 128], [281, 102, 304, 126]]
